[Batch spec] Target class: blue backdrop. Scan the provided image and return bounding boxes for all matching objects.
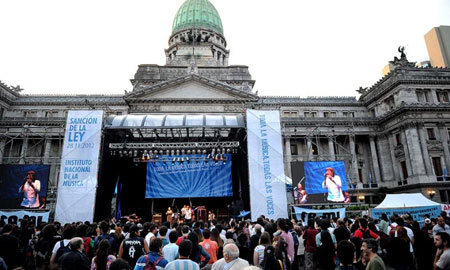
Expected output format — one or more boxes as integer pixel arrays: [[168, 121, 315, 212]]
[[145, 154, 233, 198], [0, 164, 50, 200], [304, 161, 348, 194]]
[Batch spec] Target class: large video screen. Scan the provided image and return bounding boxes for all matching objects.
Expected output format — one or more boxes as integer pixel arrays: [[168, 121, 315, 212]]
[[145, 154, 233, 198], [0, 165, 50, 209], [304, 161, 349, 203]]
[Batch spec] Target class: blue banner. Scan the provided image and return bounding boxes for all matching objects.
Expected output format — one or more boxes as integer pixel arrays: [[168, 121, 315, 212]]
[[304, 161, 348, 202], [146, 154, 232, 198], [371, 205, 441, 227]]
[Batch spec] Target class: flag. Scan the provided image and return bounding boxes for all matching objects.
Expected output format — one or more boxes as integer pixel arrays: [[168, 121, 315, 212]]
[[444, 168, 448, 181], [369, 172, 373, 188]]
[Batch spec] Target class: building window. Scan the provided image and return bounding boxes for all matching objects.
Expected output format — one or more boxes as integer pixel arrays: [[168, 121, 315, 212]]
[[283, 111, 290, 118], [395, 133, 402, 146], [437, 90, 449, 103], [432, 156, 444, 180], [343, 111, 355, 118], [416, 89, 430, 103], [400, 161, 408, 180], [355, 144, 360, 155], [439, 190, 450, 203], [323, 111, 336, 118], [358, 168, 363, 183], [283, 111, 299, 118], [290, 144, 298, 155], [304, 111, 317, 118], [385, 96, 395, 109], [311, 144, 318, 155], [427, 128, 436, 140]]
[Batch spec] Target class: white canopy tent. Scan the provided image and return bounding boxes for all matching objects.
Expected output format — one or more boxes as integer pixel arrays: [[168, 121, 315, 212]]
[[375, 193, 440, 209]]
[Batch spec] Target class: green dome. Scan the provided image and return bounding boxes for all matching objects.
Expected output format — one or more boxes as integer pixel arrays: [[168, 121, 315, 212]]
[[172, 0, 224, 35]]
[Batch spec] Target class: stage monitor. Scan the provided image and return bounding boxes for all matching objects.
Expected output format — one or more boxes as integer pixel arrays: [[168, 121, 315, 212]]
[[0, 165, 50, 209], [302, 161, 350, 203], [145, 154, 232, 198]]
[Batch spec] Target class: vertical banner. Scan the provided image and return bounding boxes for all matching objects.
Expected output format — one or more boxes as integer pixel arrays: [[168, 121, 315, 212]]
[[247, 110, 288, 221], [54, 110, 104, 224]]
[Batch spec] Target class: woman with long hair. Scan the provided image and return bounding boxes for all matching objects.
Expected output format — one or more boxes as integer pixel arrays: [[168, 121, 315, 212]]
[[210, 228, 224, 260], [187, 231, 210, 268], [254, 232, 271, 267], [275, 239, 291, 270], [92, 239, 117, 270], [35, 224, 57, 269], [387, 226, 413, 270], [315, 228, 336, 270], [262, 245, 282, 270]]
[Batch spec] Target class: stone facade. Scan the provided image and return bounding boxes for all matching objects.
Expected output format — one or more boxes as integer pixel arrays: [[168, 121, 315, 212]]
[[1, 1, 450, 210]]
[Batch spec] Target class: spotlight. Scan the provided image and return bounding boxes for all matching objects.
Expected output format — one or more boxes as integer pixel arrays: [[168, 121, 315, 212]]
[[214, 154, 219, 163], [171, 150, 175, 156], [202, 149, 206, 154], [222, 148, 226, 154], [220, 154, 224, 161], [176, 149, 180, 155], [181, 149, 185, 155], [133, 150, 138, 157], [166, 150, 170, 155], [149, 150, 153, 155], [128, 150, 133, 157], [159, 150, 164, 155], [227, 148, 231, 153], [119, 151, 123, 157], [187, 150, 191, 154], [211, 149, 215, 155]]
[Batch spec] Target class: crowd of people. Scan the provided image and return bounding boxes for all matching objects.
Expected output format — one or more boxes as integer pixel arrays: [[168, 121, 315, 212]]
[[1, 210, 450, 270]]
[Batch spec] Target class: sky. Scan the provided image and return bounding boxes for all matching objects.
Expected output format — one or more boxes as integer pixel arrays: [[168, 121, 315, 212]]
[[0, 0, 449, 97]]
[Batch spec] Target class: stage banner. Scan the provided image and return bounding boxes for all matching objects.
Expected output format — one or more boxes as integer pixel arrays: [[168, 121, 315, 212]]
[[293, 207, 345, 223], [55, 110, 104, 224], [371, 205, 441, 227], [304, 161, 349, 202], [0, 164, 50, 209], [247, 110, 288, 221], [442, 204, 450, 216], [146, 154, 233, 198], [0, 210, 49, 226]]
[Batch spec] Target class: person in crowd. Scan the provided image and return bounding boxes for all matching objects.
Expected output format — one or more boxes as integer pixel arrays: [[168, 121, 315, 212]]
[[134, 238, 168, 270], [118, 225, 148, 268], [253, 231, 271, 267], [50, 224, 76, 268], [378, 214, 389, 235], [158, 226, 169, 247], [92, 239, 117, 270], [336, 240, 355, 270], [165, 239, 200, 270], [35, 223, 57, 269], [277, 218, 294, 265], [303, 219, 318, 270], [353, 218, 379, 240], [434, 232, 450, 270], [349, 237, 364, 270], [262, 245, 281, 270], [210, 228, 224, 260], [176, 225, 190, 245], [386, 227, 413, 270], [212, 243, 249, 270], [361, 239, 385, 270], [200, 228, 218, 265], [145, 223, 158, 247], [295, 226, 305, 269], [109, 258, 131, 270], [237, 232, 252, 264], [163, 230, 179, 263], [58, 237, 90, 270], [188, 231, 210, 268], [412, 221, 435, 270], [433, 216, 450, 236], [334, 218, 350, 244], [0, 224, 21, 269], [249, 224, 262, 254], [166, 207, 173, 224], [315, 221, 336, 270], [275, 239, 291, 270], [95, 221, 115, 250]]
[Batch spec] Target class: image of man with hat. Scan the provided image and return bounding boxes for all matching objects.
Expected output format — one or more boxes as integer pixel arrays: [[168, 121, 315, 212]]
[[18, 170, 41, 208]]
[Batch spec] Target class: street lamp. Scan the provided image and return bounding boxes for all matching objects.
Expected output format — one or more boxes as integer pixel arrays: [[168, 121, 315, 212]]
[[428, 190, 436, 199]]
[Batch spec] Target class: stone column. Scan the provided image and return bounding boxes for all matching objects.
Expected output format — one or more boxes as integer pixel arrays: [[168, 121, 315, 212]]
[[306, 138, 312, 160], [328, 137, 335, 161], [284, 137, 292, 179], [43, 137, 52, 164], [388, 135, 401, 181], [404, 125, 426, 176], [369, 136, 382, 182], [0, 138, 6, 165], [376, 135, 394, 182], [19, 138, 28, 164], [349, 135, 359, 183], [418, 125, 433, 175], [400, 129, 413, 176], [430, 89, 439, 104], [438, 123, 450, 170]]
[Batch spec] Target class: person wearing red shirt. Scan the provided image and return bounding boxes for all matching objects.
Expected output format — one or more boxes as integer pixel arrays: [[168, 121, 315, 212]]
[[354, 218, 380, 240], [200, 229, 218, 264], [303, 219, 318, 270]]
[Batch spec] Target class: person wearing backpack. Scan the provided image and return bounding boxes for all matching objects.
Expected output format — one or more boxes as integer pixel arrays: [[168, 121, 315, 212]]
[[58, 237, 90, 270], [50, 224, 76, 269], [134, 238, 168, 270], [353, 218, 379, 240], [96, 221, 115, 251]]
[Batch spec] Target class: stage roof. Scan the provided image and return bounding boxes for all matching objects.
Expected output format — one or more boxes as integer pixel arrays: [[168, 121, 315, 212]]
[[105, 114, 245, 129]]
